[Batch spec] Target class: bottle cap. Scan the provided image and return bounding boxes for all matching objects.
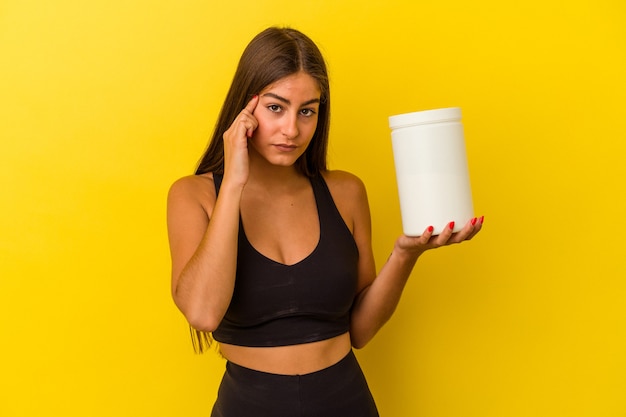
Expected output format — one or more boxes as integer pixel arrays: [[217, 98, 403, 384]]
[[389, 107, 461, 130]]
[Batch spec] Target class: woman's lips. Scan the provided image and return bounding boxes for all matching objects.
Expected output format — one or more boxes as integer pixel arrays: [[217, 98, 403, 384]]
[[274, 144, 297, 152]]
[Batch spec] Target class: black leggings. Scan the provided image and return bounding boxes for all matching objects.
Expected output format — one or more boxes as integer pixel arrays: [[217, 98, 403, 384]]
[[211, 350, 379, 417]]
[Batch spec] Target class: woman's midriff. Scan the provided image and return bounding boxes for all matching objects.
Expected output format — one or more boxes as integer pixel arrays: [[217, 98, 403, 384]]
[[218, 332, 352, 375]]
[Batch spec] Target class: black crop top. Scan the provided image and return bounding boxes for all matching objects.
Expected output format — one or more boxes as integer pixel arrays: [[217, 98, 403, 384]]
[[211, 174, 359, 347]]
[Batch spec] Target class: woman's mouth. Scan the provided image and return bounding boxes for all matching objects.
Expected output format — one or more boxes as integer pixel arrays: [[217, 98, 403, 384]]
[[274, 144, 297, 152]]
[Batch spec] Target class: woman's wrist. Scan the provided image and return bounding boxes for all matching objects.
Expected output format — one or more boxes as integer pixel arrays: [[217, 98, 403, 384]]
[[390, 243, 423, 265], [218, 176, 246, 197]]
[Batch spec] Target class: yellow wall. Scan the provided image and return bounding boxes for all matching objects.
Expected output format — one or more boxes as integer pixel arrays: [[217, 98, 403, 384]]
[[1, 1, 624, 416]]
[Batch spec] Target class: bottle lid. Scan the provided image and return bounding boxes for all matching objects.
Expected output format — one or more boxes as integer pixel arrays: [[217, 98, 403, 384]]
[[389, 107, 461, 130]]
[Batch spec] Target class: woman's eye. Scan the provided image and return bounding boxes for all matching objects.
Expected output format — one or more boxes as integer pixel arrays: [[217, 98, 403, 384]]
[[268, 105, 282, 113], [300, 108, 317, 117]]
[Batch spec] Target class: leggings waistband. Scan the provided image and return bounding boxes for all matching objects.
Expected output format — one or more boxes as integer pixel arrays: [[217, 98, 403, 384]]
[[212, 349, 379, 417]]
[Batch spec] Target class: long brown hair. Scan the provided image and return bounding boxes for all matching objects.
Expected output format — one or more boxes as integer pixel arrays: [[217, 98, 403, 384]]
[[195, 27, 331, 177]]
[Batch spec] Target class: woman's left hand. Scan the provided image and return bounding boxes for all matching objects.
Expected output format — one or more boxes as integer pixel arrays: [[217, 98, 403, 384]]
[[395, 216, 484, 257]]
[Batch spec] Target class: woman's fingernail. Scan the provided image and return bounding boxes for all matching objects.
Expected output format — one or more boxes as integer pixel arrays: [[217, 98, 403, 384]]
[[479, 215, 485, 224], [428, 226, 434, 233], [448, 221, 455, 230], [471, 217, 477, 226]]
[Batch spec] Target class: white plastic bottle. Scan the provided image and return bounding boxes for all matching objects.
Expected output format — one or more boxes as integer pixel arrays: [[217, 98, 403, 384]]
[[389, 107, 474, 236]]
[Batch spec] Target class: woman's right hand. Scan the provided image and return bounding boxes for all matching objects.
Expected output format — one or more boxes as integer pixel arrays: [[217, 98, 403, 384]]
[[222, 95, 259, 186]]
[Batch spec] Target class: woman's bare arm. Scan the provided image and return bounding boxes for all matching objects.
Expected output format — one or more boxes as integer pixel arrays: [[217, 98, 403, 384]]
[[167, 96, 259, 331], [167, 175, 243, 332]]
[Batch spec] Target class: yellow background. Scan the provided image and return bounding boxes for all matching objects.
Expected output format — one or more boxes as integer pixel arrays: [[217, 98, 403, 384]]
[[1, 0, 625, 416]]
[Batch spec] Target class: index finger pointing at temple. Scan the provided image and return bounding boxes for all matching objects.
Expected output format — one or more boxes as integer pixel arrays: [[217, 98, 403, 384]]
[[244, 94, 259, 113]]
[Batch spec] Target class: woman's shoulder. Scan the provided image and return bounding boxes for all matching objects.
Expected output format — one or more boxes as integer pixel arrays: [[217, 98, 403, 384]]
[[168, 173, 216, 209], [321, 169, 367, 197], [169, 172, 214, 193], [320, 170, 371, 234]]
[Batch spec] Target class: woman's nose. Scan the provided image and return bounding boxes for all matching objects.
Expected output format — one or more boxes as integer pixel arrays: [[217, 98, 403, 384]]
[[281, 113, 299, 139]]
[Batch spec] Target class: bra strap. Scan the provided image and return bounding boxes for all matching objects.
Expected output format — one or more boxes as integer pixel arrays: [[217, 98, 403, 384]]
[[213, 173, 223, 195]]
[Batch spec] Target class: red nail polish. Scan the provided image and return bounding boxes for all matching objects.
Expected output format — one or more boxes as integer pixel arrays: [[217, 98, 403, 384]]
[[428, 226, 434, 233], [479, 215, 484, 224], [471, 217, 477, 226], [448, 221, 455, 230]]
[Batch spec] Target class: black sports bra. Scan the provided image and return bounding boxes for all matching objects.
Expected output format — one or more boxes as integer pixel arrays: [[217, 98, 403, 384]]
[[211, 174, 359, 347]]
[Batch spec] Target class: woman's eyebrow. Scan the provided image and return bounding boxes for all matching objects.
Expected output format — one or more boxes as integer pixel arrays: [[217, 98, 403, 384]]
[[262, 92, 320, 106]]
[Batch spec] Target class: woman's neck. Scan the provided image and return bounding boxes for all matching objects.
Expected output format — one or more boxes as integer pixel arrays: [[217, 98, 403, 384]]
[[246, 156, 306, 191]]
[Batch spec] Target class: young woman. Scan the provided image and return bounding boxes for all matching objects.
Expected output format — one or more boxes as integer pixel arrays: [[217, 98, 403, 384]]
[[167, 26, 483, 417]]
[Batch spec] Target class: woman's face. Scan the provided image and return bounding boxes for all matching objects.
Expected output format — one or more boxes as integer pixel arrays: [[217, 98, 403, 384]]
[[249, 71, 321, 168]]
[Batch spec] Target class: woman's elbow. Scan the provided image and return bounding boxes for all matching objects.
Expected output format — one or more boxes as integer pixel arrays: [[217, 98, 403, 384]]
[[173, 294, 221, 332], [187, 315, 219, 333], [350, 333, 371, 350]]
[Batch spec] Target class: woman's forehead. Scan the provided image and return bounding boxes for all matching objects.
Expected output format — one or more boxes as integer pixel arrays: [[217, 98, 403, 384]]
[[260, 72, 321, 99]]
